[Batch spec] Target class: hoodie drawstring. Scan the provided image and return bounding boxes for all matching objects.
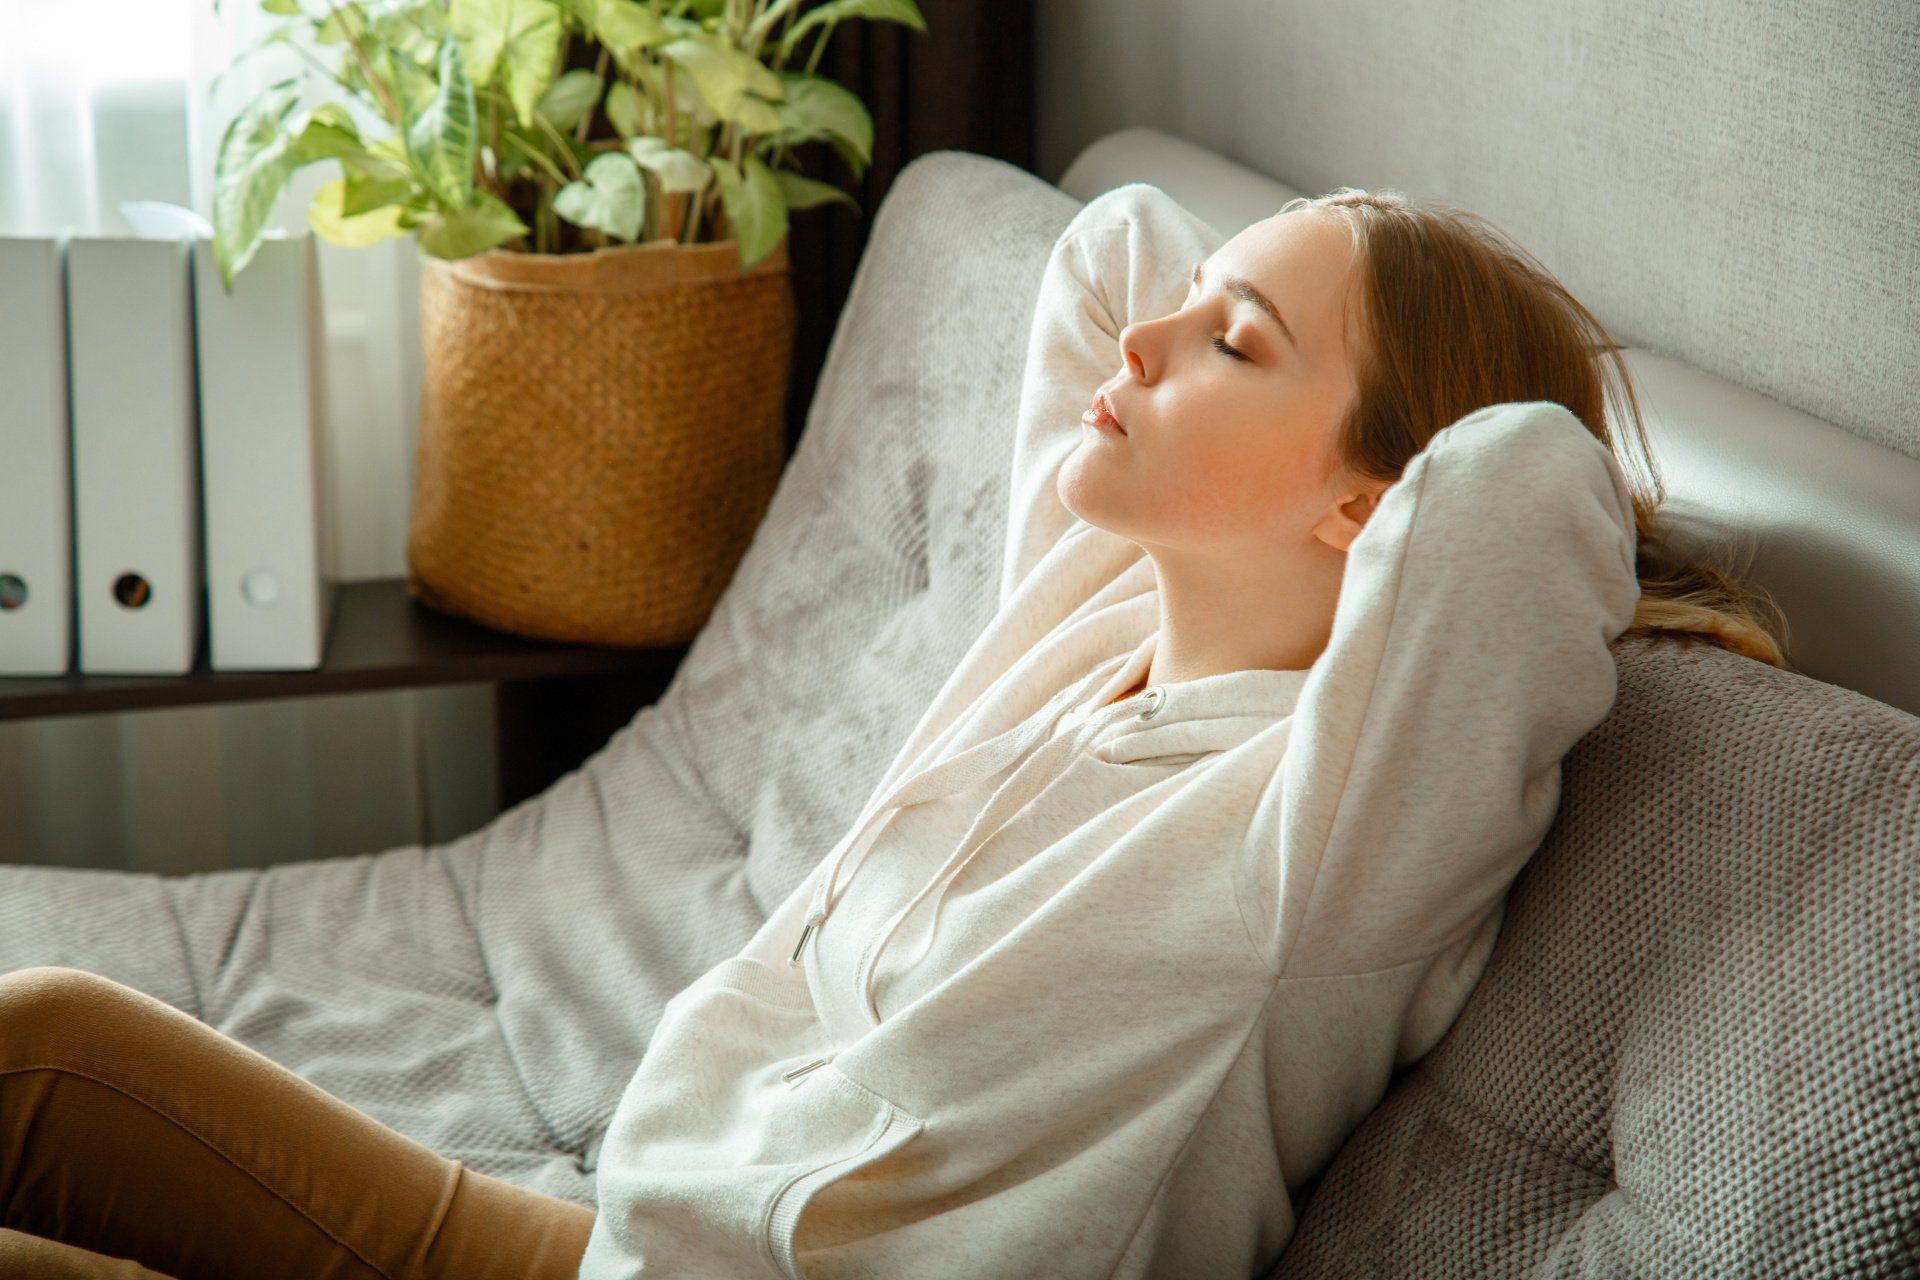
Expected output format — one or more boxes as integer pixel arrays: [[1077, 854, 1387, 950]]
[[853, 696, 1143, 1023], [789, 662, 1137, 970]]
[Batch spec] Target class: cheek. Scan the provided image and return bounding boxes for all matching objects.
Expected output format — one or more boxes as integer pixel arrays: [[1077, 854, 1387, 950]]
[[1059, 423, 1311, 548], [1151, 430, 1315, 544]]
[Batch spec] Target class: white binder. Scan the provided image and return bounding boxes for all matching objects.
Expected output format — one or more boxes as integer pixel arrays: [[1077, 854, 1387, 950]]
[[67, 235, 204, 675], [0, 235, 74, 676], [191, 231, 337, 671]]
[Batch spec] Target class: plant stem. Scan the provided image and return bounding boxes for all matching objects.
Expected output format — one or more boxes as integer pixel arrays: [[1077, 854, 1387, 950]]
[[659, 56, 690, 241], [322, 0, 403, 125], [575, 46, 610, 142], [803, 18, 836, 79], [661, 59, 677, 148], [283, 40, 349, 96], [531, 110, 586, 180]]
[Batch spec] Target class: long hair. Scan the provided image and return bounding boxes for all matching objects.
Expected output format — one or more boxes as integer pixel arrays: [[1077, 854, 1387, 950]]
[[1296, 186, 1793, 670]]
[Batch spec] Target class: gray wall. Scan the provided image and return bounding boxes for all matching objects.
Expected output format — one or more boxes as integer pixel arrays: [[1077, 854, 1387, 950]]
[[1035, 1, 1919, 462]]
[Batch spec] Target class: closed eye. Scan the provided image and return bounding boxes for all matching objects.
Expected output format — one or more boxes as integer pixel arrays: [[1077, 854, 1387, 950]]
[[1187, 284, 1250, 362]]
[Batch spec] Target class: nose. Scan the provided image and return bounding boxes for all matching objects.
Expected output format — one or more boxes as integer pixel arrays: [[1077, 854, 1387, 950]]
[[1118, 318, 1155, 383]]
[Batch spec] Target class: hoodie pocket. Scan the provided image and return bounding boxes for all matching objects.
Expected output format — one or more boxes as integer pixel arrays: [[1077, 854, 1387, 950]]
[[762, 1060, 925, 1280], [591, 953, 925, 1278]]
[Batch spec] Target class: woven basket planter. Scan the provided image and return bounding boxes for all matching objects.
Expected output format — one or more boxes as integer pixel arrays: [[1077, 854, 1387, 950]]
[[405, 236, 794, 647]]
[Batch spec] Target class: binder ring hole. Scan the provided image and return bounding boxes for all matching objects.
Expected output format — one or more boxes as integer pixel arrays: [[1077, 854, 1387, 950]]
[[112, 573, 152, 610]]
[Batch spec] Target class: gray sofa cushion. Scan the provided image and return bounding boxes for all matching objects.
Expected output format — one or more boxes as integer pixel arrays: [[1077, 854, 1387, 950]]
[[0, 149, 1081, 1207], [1269, 633, 1920, 1277]]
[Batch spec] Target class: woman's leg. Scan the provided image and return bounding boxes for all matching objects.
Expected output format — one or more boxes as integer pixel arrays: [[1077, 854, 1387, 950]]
[[0, 1227, 182, 1278], [0, 966, 596, 1280]]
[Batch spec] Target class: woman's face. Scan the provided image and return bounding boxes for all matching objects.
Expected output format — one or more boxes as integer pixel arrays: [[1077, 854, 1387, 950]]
[[1060, 208, 1376, 557]]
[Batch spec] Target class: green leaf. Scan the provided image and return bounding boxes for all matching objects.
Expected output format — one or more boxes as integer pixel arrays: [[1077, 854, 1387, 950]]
[[536, 68, 603, 130], [729, 93, 785, 135], [671, 69, 718, 129], [261, 0, 302, 14], [355, 132, 418, 182], [448, 0, 562, 128], [395, 52, 444, 119], [340, 167, 414, 215], [396, 194, 437, 229], [363, 0, 450, 59], [626, 136, 707, 193], [309, 178, 411, 246], [604, 80, 645, 136], [659, 33, 783, 126], [708, 153, 786, 270], [767, 71, 872, 169], [211, 80, 305, 292], [407, 38, 477, 210], [589, 0, 668, 68], [779, 0, 926, 62], [291, 102, 363, 164], [417, 190, 530, 257], [340, 145, 416, 187], [553, 150, 646, 242], [773, 167, 857, 212]]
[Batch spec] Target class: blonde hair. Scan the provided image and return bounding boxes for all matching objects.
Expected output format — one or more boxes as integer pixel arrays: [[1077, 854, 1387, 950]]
[[1288, 186, 1794, 671]]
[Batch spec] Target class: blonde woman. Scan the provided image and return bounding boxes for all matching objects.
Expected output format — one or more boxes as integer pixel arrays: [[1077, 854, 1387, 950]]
[[0, 181, 1786, 1279]]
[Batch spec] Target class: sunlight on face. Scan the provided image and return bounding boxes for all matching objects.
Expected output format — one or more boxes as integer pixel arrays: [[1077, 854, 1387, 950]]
[[1059, 207, 1370, 558]]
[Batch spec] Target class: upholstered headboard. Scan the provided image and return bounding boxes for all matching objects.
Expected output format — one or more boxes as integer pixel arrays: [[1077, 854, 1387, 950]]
[[1056, 127, 1920, 719]]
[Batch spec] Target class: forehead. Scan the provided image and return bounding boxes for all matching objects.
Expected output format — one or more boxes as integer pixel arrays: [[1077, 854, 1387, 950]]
[[1208, 209, 1357, 326]]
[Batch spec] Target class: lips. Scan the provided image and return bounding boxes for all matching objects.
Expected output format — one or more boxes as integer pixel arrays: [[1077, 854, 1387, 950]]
[[1082, 390, 1127, 435]]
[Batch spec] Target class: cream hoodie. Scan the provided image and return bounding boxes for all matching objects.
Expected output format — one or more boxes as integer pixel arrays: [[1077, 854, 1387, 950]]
[[577, 183, 1642, 1280]]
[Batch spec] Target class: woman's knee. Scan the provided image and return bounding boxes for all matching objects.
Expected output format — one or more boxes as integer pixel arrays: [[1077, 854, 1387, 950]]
[[0, 966, 150, 1054]]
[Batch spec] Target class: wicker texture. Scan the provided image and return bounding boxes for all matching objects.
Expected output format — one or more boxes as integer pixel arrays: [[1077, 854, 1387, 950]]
[[407, 237, 795, 646]]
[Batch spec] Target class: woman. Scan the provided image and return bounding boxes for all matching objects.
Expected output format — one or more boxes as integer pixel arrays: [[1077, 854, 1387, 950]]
[[0, 181, 1788, 1279]]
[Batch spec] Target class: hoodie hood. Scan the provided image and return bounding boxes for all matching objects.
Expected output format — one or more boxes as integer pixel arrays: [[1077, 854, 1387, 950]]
[[1072, 627, 1315, 765]]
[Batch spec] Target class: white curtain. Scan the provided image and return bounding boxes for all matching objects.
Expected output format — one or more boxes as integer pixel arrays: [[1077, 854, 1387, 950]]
[[0, 0, 499, 872]]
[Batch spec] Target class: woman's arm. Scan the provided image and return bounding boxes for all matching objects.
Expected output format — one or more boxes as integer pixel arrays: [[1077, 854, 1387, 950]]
[[999, 184, 1226, 609], [1243, 401, 1643, 980]]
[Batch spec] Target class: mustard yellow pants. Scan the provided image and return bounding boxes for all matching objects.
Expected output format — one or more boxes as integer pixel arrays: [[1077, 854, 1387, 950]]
[[0, 966, 597, 1279]]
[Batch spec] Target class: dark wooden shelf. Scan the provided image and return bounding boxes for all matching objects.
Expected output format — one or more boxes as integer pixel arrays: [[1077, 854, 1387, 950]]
[[0, 578, 691, 809], [0, 577, 686, 721]]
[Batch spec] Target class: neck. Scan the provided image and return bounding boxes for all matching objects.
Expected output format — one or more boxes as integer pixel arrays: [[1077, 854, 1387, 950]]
[[1136, 540, 1341, 687]]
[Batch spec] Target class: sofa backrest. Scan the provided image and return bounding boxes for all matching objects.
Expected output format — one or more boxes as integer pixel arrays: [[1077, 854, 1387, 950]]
[[650, 150, 1082, 919]]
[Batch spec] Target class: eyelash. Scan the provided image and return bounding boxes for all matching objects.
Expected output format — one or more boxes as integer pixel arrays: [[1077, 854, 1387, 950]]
[[1188, 287, 1249, 361]]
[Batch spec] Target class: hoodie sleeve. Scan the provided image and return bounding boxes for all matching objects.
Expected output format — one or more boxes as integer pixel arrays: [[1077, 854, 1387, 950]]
[[999, 183, 1225, 609], [1247, 401, 1643, 981]]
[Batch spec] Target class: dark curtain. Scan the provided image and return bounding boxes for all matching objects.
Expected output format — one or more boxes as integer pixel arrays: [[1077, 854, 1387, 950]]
[[776, 0, 1037, 456]]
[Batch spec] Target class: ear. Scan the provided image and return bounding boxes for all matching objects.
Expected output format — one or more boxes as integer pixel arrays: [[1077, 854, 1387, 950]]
[[1313, 480, 1392, 552]]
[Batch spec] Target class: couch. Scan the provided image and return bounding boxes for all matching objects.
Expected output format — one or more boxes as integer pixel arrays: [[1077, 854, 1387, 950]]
[[4, 132, 1918, 1277]]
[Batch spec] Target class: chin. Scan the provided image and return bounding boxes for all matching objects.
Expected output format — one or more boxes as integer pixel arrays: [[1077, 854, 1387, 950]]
[[1060, 458, 1153, 545]]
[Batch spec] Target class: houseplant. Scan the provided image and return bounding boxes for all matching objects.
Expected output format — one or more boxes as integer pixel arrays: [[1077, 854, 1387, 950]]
[[210, 0, 927, 646]]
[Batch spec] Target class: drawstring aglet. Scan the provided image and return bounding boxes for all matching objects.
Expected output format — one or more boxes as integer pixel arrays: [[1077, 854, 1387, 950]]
[[788, 910, 827, 967]]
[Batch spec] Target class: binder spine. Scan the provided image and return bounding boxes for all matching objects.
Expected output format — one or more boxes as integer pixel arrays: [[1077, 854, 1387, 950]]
[[0, 236, 75, 676]]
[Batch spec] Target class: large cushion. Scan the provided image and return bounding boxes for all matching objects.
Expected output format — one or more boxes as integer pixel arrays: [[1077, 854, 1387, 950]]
[[1269, 632, 1920, 1277]]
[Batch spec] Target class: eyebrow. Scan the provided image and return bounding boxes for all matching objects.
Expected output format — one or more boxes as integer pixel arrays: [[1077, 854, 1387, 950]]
[[1193, 260, 1297, 350]]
